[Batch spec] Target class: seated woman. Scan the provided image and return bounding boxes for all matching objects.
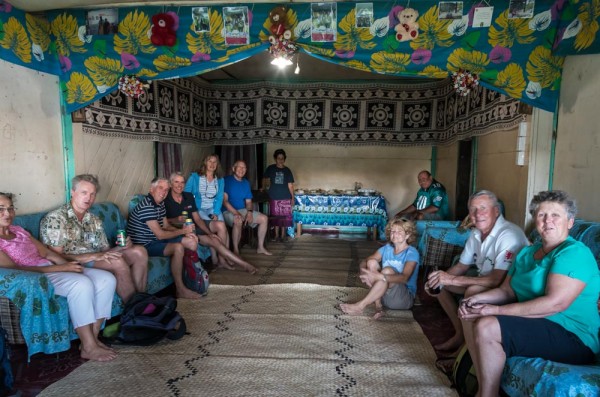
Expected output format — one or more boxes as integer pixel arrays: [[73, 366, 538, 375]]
[[185, 154, 234, 270], [0, 192, 118, 362], [459, 190, 600, 397], [340, 218, 420, 319]]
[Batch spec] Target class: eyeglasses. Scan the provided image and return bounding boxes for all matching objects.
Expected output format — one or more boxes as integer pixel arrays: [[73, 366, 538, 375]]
[[0, 207, 16, 214]]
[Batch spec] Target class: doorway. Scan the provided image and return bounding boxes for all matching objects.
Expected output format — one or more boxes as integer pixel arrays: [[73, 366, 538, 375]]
[[454, 139, 473, 220]]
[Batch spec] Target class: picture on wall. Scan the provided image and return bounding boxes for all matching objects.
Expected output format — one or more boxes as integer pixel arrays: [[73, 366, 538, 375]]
[[192, 7, 210, 33], [355, 3, 374, 28], [508, 0, 535, 19], [438, 2, 464, 20], [472, 6, 494, 28], [311, 3, 337, 42], [86, 8, 119, 35], [223, 6, 249, 45]]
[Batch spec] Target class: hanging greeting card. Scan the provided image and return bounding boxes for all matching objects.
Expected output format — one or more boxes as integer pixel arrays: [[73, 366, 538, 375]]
[[508, 0, 535, 19], [438, 2, 464, 20], [355, 3, 373, 28], [86, 8, 118, 36], [192, 7, 210, 33], [472, 6, 494, 28], [311, 3, 337, 42], [223, 6, 249, 45]]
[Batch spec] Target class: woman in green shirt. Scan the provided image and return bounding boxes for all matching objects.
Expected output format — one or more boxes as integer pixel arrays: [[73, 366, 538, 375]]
[[458, 190, 600, 397]]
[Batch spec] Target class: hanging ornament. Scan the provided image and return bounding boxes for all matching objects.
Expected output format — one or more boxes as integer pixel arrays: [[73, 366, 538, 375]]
[[452, 69, 479, 96], [118, 75, 149, 98]]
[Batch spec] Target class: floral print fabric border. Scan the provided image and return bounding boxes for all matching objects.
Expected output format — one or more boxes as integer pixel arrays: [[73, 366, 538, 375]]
[[82, 78, 524, 147], [2, 1, 598, 113]]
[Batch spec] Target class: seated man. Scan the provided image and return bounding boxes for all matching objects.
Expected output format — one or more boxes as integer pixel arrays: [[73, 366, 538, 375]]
[[222, 160, 271, 256], [395, 170, 450, 220], [163, 172, 257, 274], [127, 177, 201, 300], [41, 174, 148, 304], [425, 190, 529, 353]]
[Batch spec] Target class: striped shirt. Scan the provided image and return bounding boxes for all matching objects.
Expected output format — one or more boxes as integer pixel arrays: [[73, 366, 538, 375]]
[[127, 194, 165, 245]]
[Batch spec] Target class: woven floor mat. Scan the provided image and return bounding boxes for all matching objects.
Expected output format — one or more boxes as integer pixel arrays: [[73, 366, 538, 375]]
[[39, 284, 456, 397]]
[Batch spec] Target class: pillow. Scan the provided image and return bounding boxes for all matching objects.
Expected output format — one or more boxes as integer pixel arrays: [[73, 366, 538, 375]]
[[422, 236, 463, 270]]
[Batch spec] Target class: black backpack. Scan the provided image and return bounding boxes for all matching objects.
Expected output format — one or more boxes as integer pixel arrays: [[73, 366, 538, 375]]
[[452, 344, 478, 397], [116, 293, 187, 346]]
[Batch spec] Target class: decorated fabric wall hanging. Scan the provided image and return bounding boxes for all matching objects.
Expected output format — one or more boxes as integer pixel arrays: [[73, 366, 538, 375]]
[[81, 78, 524, 147], [2, 1, 600, 114]]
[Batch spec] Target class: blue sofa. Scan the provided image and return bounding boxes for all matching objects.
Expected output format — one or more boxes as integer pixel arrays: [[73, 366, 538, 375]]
[[0, 202, 174, 359], [417, 219, 600, 397]]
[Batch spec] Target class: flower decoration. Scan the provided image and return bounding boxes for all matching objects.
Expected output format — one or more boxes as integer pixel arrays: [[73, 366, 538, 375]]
[[268, 36, 298, 62], [118, 75, 149, 98], [452, 69, 479, 96]]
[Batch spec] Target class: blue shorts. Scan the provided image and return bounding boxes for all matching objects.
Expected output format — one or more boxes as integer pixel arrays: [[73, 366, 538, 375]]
[[144, 236, 183, 257], [497, 315, 595, 365]]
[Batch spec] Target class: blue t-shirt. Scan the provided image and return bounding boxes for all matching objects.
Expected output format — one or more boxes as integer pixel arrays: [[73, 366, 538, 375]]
[[264, 164, 294, 200], [223, 175, 253, 211], [509, 237, 600, 353], [377, 244, 420, 295]]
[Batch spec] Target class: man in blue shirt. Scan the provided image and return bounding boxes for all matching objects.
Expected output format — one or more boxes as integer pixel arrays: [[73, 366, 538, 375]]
[[395, 170, 450, 220], [223, 160, 272, 256]]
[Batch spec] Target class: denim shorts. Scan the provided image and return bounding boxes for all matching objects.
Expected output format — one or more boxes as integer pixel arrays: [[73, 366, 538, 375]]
[[144, 236, 183, 257]]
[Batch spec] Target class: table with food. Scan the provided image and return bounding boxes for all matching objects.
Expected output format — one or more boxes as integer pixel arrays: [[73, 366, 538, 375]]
[[293, 188, 388, 240]]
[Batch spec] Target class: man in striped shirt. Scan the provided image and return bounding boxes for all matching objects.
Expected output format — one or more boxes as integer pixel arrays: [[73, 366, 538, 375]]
[[127, 177, 202, 299]]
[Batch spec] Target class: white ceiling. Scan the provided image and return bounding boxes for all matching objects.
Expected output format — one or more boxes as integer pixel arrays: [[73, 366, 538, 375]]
[[10, 0, 437, 85]]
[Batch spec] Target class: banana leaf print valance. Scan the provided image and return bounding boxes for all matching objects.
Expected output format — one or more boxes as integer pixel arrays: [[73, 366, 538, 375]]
[[1, 1, 599, 114]]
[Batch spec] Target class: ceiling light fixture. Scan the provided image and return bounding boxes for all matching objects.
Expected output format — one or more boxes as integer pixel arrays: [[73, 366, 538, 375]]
[[294, 55, 300, 74], [270, 56, 293, 68]]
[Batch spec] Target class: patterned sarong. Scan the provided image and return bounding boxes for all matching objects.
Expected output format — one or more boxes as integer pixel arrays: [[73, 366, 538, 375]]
[[269, 199, 292, 227]]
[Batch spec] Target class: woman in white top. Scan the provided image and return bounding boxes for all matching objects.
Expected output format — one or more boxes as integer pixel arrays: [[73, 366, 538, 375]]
[[185, 154, 234, 269]]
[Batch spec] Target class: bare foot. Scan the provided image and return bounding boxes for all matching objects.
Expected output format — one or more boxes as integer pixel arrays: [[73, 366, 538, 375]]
[[339, 303, 364, 315], [434, 335, 464, 351], [256, 248, 272, 256], [217, 260, 235, 270], [96, 339, 116, 352], [372, 310, 385, 320], [245, 264, 258, 275], [176, 287, 203, 300], [80, 345, 117, 362]]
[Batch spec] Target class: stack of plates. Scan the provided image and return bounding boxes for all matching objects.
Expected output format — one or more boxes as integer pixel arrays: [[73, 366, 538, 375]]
[[358, 189, 377, 196]]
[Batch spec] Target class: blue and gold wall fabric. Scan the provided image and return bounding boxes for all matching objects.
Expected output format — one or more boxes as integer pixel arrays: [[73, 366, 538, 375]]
[[0, 1, 598, 114]]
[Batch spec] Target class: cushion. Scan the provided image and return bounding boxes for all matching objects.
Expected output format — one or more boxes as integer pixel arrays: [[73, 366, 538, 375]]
[[422, 236, 463, 270]]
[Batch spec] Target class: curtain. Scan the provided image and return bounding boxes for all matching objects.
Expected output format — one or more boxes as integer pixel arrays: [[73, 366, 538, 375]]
[[157, 142, 182, 179], [218, 145, 258, 189]]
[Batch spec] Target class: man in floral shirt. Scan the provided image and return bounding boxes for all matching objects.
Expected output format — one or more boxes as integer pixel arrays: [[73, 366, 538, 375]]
[[40, 174, 148, 303]]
